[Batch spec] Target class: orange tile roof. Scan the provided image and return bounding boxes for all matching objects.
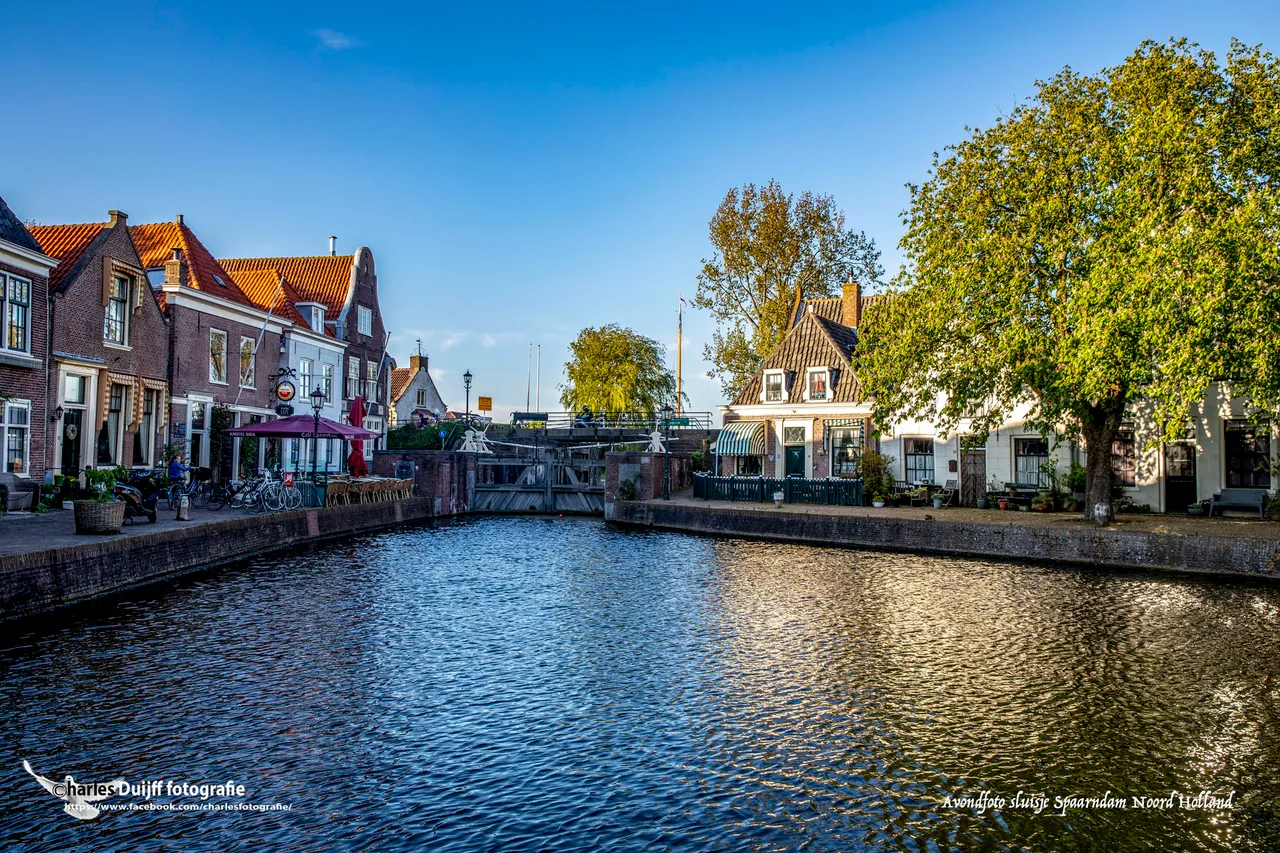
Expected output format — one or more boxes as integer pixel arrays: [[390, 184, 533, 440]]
[[130, 220, 259, 310], [390, 366, 413, 402], [225, 267, 314, 330], [220, 255, 353, 315], [28, 223, 106, 290]]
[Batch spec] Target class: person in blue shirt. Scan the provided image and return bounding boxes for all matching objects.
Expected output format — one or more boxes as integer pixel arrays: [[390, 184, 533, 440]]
[[168, 455, 190, 487]]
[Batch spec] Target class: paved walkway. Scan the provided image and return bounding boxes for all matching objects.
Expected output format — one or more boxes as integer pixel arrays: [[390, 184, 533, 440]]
[[0, 504, 260, 557], [664, 492, 1280, 540]]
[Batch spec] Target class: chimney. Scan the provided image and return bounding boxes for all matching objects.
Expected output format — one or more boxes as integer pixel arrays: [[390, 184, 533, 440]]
[[841, 270, 861, 329], [164, 247, 188, 287], [108, 209, 127, 226], [409, 353, 426, 373], [175, 214, 184, 225], [329, 236, 336, 257]]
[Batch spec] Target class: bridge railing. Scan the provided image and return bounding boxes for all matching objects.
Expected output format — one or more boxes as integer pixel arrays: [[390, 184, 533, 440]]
[[693, 473, 864, 507], [511, 411, 715, 431]]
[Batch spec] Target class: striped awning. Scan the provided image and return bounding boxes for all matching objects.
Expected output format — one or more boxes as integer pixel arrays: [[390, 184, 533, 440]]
[[714, 420, 765, 456]]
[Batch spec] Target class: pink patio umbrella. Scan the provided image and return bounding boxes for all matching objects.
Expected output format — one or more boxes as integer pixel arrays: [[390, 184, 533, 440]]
[[225, 414, 379, 440], [346, 395, 368, 478]]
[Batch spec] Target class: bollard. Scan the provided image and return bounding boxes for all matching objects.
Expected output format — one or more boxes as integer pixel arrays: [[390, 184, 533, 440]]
[[176, 494, 190, 521]]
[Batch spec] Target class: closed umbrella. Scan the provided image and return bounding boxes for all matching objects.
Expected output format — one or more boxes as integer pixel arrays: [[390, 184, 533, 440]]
[[347, 395, 368, 477]]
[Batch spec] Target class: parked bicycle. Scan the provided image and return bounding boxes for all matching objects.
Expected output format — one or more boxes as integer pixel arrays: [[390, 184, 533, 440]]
[[165, 467, 225, 511]]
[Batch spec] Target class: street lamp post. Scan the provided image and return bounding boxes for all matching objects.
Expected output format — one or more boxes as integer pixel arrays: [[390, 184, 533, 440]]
[[463, 369, 473, 424], [310, 386, 325, 504], [662, 402, 673, 500]]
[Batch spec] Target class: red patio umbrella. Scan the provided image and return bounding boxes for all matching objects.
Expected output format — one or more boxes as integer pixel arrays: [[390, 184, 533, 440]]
[[224, 414, 379, 439], [347, 395, 368, 477]]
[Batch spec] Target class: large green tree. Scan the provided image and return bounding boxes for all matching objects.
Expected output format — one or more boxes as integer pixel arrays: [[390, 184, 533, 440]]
[[860, 39, 1280, 522], [560, 325, 681, 413], [694, 180, 882, 397]]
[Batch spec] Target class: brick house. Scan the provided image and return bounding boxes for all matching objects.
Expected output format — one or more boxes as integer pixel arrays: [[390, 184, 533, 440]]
[[30, 211, 170, 476], [717, 281, 876, 479], [130, 216, 286, 476], [389, 351, 446, 426], [221, 244, 390, 458], [0, 195, 56, 485]]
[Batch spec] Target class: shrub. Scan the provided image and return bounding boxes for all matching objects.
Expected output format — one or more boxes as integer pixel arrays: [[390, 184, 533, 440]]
[[618, 479, 639, 501]]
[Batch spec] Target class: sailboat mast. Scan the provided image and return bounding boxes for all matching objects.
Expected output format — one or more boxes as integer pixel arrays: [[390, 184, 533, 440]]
[[676, 295, 683, 416]]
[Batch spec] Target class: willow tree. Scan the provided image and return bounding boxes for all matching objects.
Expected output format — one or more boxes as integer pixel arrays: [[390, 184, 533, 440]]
[[860, 39, 1280, 522], [694, 180, 882, 397], [560, 325, 681, 413]]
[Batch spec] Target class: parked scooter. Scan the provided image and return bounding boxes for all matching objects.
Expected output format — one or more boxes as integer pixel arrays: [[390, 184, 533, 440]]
[[113, 469, 163, 523]]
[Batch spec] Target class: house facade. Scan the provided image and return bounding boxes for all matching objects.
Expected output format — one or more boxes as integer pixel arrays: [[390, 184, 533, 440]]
[[131, 217, 285, 477], [221, 245, 391, 461], [0, 196, 56, 484], [720, 281, 1279, 512], [389, 352, 446, 427], [30, 211, 170, 477]]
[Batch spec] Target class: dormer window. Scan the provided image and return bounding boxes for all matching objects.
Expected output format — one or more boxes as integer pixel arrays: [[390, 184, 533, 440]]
[[763, 371, 785, 403], [311, 306, 324, 332], [805, 368, 829, 402]]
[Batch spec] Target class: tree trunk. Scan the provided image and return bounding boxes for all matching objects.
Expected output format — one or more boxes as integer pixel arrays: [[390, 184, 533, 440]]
[[1079, 396, 1126, 525]]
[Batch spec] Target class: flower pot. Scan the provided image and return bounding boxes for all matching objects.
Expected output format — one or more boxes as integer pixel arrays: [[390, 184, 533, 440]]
[[976, 498, 988, 509], [931, 498, 944, 509], [997, 500, 1009, 510], [74, 500, 125, 535], [872, 500, 885, 508], [1187, 505, 1207, 517]]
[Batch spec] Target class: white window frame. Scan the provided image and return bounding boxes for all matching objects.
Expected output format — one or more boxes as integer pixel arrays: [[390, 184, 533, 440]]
[[139, 387, 158, 468], [104, 273, 132, 346], [357, 305, 373, 336], [209, 328, 229, 384], [416, 388, 426, 407], [804, 368, 830, 402], [3, 273, 33, 354], [763, 370, 786, 404], [105, 382, 130, 465], [322, 363, 334, 404], [312, 306, 324, 333], [299, 359, 313, 396], [239, 336, 256, 389], [347, 356, 360, 399], [3, 399, 32, 477]]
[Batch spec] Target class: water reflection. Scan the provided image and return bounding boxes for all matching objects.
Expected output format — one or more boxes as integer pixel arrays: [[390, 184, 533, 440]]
[[1, 518, 1279, 851]]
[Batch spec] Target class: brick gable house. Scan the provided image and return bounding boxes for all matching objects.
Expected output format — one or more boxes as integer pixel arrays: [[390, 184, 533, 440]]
[[30, 211, 170, 475], [0, 195, 56, 488], [717, 281, 875, 479], [221, 246, 390, 456], [130, 216, 286, 477]]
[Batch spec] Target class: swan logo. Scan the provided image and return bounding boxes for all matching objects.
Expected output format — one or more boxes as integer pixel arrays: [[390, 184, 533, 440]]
[[22, 760, 127, 820]]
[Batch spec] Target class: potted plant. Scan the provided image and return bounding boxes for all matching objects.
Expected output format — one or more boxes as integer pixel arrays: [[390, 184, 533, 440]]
[[997, 497, 1010, 510], [872, 493, 886, 508], [976, 495, 988, 509], [931, 493, 945, 509], [1187, 500, 1209, 517], [74, 466, 127, 535], [772, 490, 784, 509], [1064, 462, 1087, 502]]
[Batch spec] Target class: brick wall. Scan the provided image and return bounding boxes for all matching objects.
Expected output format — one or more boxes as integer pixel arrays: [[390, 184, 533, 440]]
[[604, 451, 694, 505], [341, 248, 389, 414], [0, 258, 49, 481], [371, 449, 476, 516]]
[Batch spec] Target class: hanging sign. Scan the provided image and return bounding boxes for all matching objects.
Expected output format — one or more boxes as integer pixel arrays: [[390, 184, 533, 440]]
[[276, 380, 296, 403], [276, 404, 294, 417]]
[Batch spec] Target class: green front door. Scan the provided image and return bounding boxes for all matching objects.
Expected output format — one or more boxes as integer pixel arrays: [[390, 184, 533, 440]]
[[785, 445, 806, 478]]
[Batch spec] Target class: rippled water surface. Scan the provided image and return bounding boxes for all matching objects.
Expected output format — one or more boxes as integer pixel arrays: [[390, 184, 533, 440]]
[[3, 517, 1280, 851]]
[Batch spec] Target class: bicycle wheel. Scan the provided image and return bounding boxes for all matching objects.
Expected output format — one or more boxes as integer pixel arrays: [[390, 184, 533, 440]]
[[192, 484, 210, 508], [263, 483, 286, 512], [285, 485, 302, 510], [166, 484, 181, 511], [206, 485, 227, 511], [245, 489, 264, 514]]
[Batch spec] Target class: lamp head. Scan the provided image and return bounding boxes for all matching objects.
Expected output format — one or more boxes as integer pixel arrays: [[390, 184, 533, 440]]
[[310, 387, 326, 410], [463, 370, 473, 389]]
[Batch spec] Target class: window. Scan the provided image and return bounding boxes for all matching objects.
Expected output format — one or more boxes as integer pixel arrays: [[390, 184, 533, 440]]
[[1014, 437, 1050, 487], [416, 389, 426, 407], [736, 456, 761, 475], [829, 423, 864, 478], [365, 360, 378, 400], [140, 388, 158, 467], [1111, 429, 1136, 488], [105, 384, 127, 464], [1226, 420, 1270, 488], [347, 357, 360, 399], [5, 274, 31, 352], [240, 337, 256, 388], [104, 274, 131, 344], [764, 372, 785, 403], [904, 437, 935, 483], [209, 329, 228, 383], [358, 305, 373, 336], [807, 369, 828, 402], [299, 359, 313, 396], [322, 364, 334, 403], [64, 374, 86, 405], [3, 401, 30, 475], [312, 307, 324, 332], [783, 426, 805, 444]]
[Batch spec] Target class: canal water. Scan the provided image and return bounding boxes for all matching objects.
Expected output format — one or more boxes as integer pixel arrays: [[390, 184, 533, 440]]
[[2, 517, 1279, 851]]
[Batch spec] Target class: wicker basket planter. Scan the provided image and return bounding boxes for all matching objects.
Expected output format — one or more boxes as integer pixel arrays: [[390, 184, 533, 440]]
[[74, 500, 126, 535]]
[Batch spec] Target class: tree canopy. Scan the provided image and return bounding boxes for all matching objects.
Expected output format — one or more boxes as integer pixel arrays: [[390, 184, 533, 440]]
[[859, 39, 1280, 519], [560, 325, 680, 413], [693, 180, 882, 397]]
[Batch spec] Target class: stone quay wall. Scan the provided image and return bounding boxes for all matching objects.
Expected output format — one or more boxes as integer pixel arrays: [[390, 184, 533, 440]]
[[608, 501, 1280, 581], [0, 498, 439, 622]]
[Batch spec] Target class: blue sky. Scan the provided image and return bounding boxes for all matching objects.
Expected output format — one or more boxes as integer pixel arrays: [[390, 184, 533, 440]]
[[3, 0, 1276, 420]]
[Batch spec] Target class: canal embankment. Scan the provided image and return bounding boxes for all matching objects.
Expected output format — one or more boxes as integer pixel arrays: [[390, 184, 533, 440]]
[[0, 497, 439, 621], [608, 498, 1280, 580]]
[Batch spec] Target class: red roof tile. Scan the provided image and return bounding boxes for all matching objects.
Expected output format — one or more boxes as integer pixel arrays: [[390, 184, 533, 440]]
[[220, 255, 353, 315], [28, 223, 106, 290], [130, 220, 259, 310], [225, 268, 315, 330], [390, 367, 413, 402]]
